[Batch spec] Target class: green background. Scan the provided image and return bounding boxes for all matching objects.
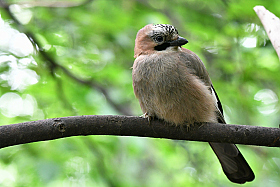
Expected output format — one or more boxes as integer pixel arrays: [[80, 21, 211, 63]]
[[0, 0, 280, 186]]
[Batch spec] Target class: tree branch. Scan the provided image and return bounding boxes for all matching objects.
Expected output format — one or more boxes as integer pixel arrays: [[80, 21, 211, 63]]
[[0, 115, 280, 149], [254, 6, 280, 60]]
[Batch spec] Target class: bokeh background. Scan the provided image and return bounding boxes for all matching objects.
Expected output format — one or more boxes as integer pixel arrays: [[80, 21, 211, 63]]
[[0, 0, 280, 186]]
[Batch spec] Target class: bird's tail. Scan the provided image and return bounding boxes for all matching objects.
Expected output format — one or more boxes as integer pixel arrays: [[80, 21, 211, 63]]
[[209, 142, 255, 184]]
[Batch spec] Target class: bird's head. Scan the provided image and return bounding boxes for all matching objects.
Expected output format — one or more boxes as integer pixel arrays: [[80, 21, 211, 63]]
[[134, 24, 188, 58]]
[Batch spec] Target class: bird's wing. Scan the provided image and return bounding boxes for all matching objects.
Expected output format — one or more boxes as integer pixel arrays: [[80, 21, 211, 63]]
[[180, 48, 225, 122]]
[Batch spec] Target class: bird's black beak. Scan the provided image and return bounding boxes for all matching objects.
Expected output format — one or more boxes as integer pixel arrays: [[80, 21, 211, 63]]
[[169, 36, 188, 46]]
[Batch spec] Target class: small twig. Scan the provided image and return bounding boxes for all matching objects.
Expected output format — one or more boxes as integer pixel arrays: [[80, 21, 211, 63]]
[[0, 0, 93, 8]]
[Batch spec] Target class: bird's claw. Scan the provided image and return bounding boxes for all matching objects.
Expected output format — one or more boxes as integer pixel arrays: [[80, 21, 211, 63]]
[[140, 112, 153, 124]]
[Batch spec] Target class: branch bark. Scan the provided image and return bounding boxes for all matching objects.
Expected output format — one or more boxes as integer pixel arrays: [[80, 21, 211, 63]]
[[1, 115, 280, 149], [254, 6, 280, 60]]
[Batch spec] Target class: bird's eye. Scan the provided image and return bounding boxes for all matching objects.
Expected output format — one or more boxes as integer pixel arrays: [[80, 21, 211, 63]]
[[155, 36, 164, 43]]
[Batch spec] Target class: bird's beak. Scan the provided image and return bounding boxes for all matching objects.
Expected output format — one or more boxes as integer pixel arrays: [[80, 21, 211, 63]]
[[169, 36, 188, 46]]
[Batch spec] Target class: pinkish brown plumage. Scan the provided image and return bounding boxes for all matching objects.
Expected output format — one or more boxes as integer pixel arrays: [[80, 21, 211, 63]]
[[132, 24, 254, 184]]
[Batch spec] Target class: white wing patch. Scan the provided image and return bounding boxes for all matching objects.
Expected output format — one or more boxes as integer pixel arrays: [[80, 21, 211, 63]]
[[211, 85, 226, 123], [211, 86, 219, 108]]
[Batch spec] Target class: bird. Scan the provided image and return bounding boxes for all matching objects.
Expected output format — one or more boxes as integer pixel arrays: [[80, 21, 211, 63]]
[[132, 24, 255, 184]]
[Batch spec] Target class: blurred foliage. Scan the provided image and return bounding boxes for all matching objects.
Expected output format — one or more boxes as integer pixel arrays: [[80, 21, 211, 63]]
[[0, 0, 280, 186]]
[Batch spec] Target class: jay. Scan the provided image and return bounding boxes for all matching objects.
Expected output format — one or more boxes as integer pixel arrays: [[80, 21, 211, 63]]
[[132, 24, 254, 184]]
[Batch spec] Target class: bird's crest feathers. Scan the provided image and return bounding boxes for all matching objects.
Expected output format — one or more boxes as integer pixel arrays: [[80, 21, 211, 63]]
[[134, 24, 180, 58]]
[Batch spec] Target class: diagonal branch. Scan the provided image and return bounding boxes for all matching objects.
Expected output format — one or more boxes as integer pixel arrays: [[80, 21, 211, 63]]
[[0, 0, 133, 116], [39, 50, 133, 116], [254, 6, 280, 60], [0, 115, 280, 149]]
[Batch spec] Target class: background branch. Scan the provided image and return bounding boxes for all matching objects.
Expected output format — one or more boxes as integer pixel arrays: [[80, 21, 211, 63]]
[[254, 6, 280, 60], [0, 0, 133, 116], [1, 115, 280, 149]]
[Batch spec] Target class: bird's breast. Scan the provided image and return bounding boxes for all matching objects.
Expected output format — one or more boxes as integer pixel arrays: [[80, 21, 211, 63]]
[[133, 53, 182, 85], [132, 53, 217, 125]]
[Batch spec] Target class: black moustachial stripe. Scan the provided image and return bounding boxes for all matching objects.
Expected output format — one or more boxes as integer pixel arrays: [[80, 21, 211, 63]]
[[154, 43, 171, 51]]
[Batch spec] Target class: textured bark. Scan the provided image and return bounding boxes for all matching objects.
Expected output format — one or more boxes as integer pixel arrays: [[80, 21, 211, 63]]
[[0, 115, 279, 149]]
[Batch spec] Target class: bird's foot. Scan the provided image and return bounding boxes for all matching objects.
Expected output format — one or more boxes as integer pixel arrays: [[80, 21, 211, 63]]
[[140, 112, 154, 124], [180, 122, 193, 132]]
